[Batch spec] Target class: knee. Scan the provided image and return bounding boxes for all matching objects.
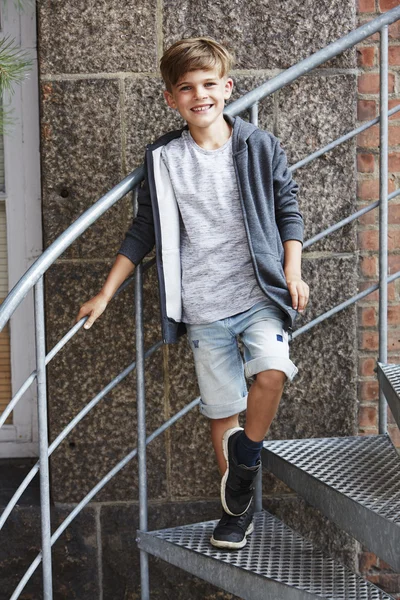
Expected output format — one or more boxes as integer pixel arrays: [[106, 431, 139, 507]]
[[255, 369, 287, 391]]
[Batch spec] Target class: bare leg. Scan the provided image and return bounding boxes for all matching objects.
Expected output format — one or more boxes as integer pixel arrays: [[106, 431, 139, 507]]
[[210, 370, 286, 475], [245, 370, 286, 442], [210, 414, 240, 476]]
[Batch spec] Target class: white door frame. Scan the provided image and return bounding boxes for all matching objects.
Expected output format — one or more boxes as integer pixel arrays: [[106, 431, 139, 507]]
[[0, 1, 41, 457]]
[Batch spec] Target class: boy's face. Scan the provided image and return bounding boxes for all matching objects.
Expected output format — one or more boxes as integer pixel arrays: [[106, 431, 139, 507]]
[[163, 68, 233, 129]]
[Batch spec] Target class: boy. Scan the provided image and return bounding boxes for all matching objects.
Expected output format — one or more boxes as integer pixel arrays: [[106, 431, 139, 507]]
[[76, 37, 309, 550]]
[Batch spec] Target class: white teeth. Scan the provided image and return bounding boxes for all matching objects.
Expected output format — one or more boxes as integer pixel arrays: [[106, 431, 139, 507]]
[[192, 105, 212, 112]]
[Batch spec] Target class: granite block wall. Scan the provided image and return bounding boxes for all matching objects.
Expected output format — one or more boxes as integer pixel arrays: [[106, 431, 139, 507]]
[[33, 0, 392, 596], [0, 499, 357, 599]]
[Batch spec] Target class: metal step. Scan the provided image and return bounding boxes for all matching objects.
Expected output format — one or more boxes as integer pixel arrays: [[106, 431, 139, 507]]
[[137, 510, 394, 600], [262, 434, 400, 571], [376, 362, 400, 429]]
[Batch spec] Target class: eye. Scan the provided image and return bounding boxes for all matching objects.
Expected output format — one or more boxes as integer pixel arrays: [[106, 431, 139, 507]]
[[180, 86, 191, 91], [205, 82, 216, 87]]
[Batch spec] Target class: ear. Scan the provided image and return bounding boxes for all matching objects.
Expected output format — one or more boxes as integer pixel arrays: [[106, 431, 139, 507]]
[[224, 77, 233, 100], [163, 89, 177, 110]]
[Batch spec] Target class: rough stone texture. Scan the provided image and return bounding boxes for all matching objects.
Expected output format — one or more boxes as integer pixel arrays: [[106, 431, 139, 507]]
[[163, 0, 356, 70], [0, 505, 98, 599], [124, 77, 185, 169], [45, 261, 166, 503], [228, 73, 275, 129], [37, 0, 158, 74], [277, 74, 358, 254], [273, 254, 359, 440], [40, 79, 125, 260], [35, 0, 363, 593]]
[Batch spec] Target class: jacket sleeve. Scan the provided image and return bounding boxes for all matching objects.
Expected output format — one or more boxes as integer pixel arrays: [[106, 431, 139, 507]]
[[272, 138, 304, 246], [116, 152, 156, 266]]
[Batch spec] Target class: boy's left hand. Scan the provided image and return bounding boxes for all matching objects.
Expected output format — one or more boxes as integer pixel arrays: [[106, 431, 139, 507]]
[[284, 273, 309, 313]]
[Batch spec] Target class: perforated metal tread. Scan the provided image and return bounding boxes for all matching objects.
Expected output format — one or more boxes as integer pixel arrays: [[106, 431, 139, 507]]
[[262, 434, 400, 571], [137, 510, 394, 600], [377, 362, 400, 429]]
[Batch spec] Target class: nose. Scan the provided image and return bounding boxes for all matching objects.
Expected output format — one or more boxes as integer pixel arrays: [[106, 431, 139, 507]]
[[194, 86, 208, 100]]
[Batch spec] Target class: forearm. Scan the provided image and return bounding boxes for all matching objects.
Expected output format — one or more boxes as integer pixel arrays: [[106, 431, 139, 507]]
[[100, 254, 135, 302], [283, 240, 302, 277]]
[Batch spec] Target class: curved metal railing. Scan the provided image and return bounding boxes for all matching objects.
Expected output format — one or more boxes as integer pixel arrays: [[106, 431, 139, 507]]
[[1, 5, 400, 599], [1, 6, 400, 331]]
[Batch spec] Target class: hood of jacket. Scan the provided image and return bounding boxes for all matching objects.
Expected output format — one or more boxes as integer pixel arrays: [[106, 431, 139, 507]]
[[146, 114, 258, 155]]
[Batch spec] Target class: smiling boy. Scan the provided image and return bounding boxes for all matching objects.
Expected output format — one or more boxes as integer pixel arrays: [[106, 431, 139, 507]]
[[76, 37, 309, 550]]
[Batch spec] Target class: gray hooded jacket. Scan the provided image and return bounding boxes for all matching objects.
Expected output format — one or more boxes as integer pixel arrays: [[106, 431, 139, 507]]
[[117, 114, 304, 343]]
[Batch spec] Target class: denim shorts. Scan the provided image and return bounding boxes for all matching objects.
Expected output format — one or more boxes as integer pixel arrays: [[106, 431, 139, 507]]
[[186, 299, 298, 419]]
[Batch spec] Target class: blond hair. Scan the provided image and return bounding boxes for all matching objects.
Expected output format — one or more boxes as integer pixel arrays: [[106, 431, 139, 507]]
[[160, 37, 234, 92]]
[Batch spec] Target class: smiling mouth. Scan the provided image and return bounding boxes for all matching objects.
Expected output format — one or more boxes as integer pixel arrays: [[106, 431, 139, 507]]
[[191, 104, 213, 112]]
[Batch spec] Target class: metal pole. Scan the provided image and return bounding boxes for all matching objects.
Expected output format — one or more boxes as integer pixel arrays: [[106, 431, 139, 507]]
[[248, 102, 263, 513], [34, 277, 53, 599], [379, 25, 389, 434], [248, 102, 259, 127], [133, 188, 150, 600]]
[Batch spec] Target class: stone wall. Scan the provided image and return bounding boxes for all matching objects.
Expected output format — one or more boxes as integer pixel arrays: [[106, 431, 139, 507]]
[[1, 499, 359, 599], [34, 0, 387, 597]]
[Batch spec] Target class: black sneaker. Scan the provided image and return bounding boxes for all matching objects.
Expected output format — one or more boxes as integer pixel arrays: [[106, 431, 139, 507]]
[[221, 427, 261, 517], [210, 501, 254, 550]]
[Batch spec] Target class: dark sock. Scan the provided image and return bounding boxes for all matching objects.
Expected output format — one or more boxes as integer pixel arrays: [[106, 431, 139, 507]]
[[234, 430, 263, 467]]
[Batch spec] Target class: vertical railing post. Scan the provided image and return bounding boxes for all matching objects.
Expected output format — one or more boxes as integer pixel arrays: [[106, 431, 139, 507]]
[[248, 102, 259, 128], [133, 187, 150, 600], [34, 276, 53, 599], [379, 25, 389, 434], [248, 102, 263, 513]]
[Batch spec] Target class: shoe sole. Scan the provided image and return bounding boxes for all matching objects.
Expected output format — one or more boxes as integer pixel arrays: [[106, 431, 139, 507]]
[[210, 521, 254, 550], [220, 426, 250, 517]]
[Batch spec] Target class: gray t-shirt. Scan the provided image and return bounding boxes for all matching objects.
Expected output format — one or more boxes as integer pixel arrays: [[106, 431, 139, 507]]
[[161, 129, 277, 324]]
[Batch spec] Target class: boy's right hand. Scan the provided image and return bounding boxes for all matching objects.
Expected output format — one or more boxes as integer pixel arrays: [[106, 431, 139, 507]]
[[75, 291, 110, 330]]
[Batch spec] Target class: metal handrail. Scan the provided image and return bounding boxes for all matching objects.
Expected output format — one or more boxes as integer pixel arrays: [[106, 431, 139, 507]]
[[1, 6, 400, 332], [3, 5, 400, 599], [291, 104, 400, 172], [9, 396, 201, 600], [293, 270, 400, 339], [0, 339, 163, 531], [225, 9, 400, 115], [2, 135, 398, 431], [0, 257, 155, 430], [303, 189, 400, 249], [1, 34, 400, 429], [7, 259, 400, 597], [2, 248, 398, 536], [0, 169, 144, 331]]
